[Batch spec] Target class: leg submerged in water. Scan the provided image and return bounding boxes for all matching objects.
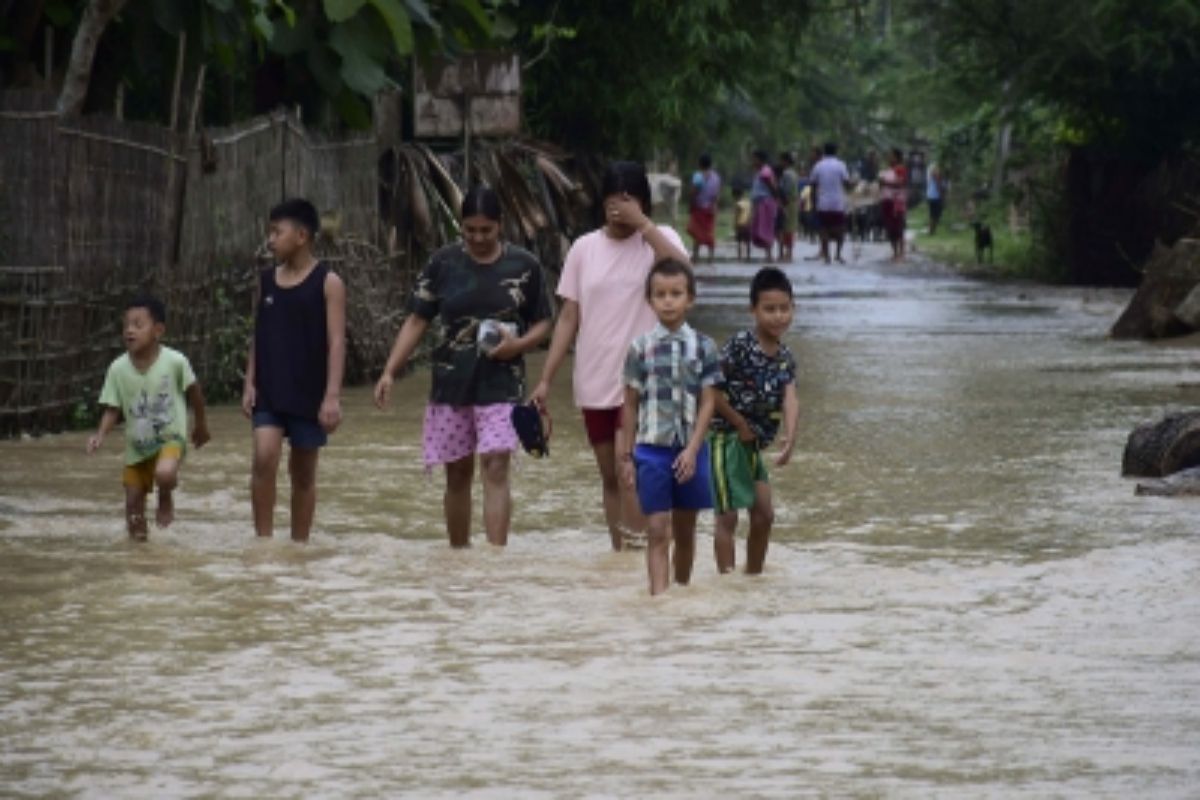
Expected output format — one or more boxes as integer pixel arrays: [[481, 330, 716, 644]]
[[714, 510, 738, 573], [250, 425, 284, 538], [672, 509, 698, 586], [288, 446, 319, 543], [592, 440, 624, 551], [154, 452, 180, 529], [646, 511, 673, 595], [125, 485, 149, 540], [479, 451, 512, 546], [745, 482, 775, 574], [444, 454, 474, 548], [593, 438, 646, 551]]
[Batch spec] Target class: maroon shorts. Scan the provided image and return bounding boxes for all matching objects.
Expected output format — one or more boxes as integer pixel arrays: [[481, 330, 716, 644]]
[[818, 211, 846, 231], [582, 407, 623, 445], [881, 200, 906, 241]]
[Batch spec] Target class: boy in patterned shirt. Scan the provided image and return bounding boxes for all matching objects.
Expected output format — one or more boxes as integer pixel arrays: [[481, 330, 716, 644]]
[[708, 267, 799, 574], [619, 259, 723, 595]]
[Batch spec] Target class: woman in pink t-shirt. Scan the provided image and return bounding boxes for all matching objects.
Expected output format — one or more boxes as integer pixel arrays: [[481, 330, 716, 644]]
[[531, 161, 690, 550]]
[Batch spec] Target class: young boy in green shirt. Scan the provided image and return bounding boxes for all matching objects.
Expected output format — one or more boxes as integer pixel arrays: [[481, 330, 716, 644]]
[[87, 295, 210, 539]]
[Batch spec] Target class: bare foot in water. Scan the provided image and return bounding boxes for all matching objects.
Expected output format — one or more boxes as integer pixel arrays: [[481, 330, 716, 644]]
[[156, 491, 175, 528], [128, 513, 148, 541]]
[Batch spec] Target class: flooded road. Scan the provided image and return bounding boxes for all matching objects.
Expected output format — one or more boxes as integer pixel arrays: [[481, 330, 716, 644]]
[[2, 245, 1199, 797]]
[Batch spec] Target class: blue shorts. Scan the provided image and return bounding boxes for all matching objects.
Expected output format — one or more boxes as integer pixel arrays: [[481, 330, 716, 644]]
[[252, 409, 327, 449], [634, 443, 714, 515]]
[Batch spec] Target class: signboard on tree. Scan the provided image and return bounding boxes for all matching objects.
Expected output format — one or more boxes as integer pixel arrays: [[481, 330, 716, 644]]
[[413, 52, 521, 138]]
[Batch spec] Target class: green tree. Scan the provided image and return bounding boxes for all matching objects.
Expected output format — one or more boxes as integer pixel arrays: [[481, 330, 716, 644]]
[[507, 0, 816, 157], [907, 0, 1200, 283], [910, 0, 1200, 158], [1, 0, 498, 127]]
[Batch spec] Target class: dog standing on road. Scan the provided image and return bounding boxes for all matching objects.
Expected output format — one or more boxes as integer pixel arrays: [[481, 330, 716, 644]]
[[972, 221, 994, 264]]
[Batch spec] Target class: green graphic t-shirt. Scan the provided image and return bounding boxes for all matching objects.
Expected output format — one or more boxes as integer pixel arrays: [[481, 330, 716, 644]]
[[99, 346, 196, 465]]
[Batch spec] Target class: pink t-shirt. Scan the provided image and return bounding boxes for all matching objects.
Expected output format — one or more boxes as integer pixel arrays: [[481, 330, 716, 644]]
[[557, 225, 686, 408]]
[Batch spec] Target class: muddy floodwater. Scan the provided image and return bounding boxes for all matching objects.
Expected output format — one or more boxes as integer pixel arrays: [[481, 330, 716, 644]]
[[2, 247, 1199, 798]]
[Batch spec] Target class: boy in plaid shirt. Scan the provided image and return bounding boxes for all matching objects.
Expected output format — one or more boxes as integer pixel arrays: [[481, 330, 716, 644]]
[[619, 259, 723, 595]]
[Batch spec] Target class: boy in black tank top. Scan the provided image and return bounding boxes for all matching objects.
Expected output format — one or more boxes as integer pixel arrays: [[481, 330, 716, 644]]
[[242, 198, 346, 542]]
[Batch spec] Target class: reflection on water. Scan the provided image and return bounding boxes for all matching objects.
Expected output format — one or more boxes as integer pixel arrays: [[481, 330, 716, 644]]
[[2, 249, 1199, 797]]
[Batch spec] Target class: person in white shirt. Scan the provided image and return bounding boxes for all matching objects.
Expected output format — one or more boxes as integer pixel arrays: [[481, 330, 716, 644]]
[[808, 142, 851, 264]]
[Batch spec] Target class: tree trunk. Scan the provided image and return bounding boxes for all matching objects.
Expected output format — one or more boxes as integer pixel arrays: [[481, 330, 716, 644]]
[[992, 80, 1013, 192], [56, 0, 129, 116]]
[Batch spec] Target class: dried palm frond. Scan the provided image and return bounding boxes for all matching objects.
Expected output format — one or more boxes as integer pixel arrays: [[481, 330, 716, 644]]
[[416, 143, 464, 215]]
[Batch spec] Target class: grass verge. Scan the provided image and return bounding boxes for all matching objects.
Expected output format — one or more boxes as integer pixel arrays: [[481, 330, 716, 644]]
[[908, 204, 1064, 283]]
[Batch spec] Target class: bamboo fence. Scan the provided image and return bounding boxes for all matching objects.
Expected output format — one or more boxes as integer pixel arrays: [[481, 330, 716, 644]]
[[0, 91, 596, 435]]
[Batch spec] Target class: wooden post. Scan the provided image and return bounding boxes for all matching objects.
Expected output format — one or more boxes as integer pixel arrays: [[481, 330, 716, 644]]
[[462, 92, 472, 185], [162, 32, 187, 268], [114, 82, 124, 119], [279, 111, 287, 202], [168, 32, 186, 131], [187, 64, 206, 135], [169, 63, 206, 265], [44, 26, 53, 91]]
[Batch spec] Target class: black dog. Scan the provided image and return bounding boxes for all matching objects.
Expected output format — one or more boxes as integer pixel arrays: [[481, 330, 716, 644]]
[[972, 221, 994, 263]]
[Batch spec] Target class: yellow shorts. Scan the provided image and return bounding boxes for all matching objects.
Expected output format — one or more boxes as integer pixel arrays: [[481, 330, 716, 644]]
[[122, 443, 183, 493]]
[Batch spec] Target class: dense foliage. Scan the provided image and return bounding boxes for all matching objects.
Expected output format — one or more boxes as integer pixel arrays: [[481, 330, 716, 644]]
[[506, 0, 816, 156], [0, 0, 497, 125], [3, 0, 1198, 282], [912, 0, 1200, 159]]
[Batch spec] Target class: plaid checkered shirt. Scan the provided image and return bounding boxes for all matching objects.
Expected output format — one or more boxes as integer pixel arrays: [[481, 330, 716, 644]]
[[623, 322, 723, 447]]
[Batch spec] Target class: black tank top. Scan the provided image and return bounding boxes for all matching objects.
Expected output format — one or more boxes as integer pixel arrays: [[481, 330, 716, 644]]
[[254, 262, 329, 419]]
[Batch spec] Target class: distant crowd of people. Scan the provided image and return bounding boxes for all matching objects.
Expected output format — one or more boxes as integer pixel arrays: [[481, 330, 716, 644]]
[[686, 144, 946, 265]]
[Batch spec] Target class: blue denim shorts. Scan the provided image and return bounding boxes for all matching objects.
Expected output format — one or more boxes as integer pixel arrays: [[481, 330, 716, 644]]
[[252, 409, 327, 449], [634, 442, 713, 515]]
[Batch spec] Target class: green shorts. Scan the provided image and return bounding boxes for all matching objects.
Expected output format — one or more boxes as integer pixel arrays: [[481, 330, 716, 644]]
[[708, 430, 769, 514]]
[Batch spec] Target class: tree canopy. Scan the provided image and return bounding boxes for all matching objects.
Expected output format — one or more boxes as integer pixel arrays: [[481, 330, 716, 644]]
[[1, 0, 499, 125], [911, 0, 1200, 159]]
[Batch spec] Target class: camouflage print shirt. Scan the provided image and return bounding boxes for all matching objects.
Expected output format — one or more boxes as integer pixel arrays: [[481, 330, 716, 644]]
[[409, 242, 552, 406]]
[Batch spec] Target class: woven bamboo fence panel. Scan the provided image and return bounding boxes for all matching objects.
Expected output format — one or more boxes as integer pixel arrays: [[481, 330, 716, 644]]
[[1, 92, 595, 436], [1, 92, 189, 433], [0, 98, 391, 434]]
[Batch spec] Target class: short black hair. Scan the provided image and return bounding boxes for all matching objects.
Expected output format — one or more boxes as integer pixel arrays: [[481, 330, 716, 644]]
[[753, 149, 769, 164], [461, 185, 502, 222], [698, 153, 712, 169], [645, 258, 696, 300], [126, 294, 166, 323], [269, 197, 320, 236], [824, 142, 838, 156], [781, 151, 795, 165], [601, 160, 652, 214], [750, 266, 793, 306]]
